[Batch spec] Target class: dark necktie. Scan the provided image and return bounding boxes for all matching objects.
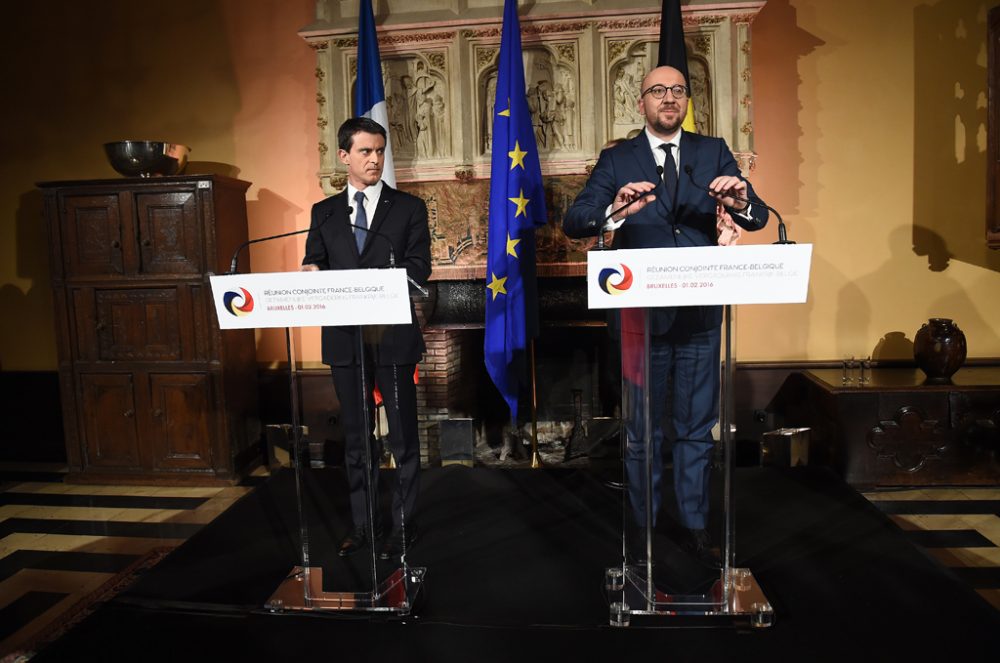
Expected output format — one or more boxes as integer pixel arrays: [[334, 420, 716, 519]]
[[660, 143, 678, 208], [353, 190, 367, 254]]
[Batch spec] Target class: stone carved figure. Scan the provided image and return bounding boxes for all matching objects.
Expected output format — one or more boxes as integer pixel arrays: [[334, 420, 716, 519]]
[[613, 67, 632, 121], [537, 80, 558, 148], [612, 56, 646, 125], [415, 97, 434, 157], [552, 80, 576, 149], [396, 74, 417, 150], [483, 73, 498, 152], [689, 58, 713, 136], [526, 82, 543, 146], [380, 56, 451, 160], [432, 95, 448, 156], [530, 82, 577, 150]]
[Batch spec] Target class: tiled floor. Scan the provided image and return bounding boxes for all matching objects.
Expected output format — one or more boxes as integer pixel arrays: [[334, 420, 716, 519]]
[[1, 463, 998, 659], [864, 486, 1000, 611], [0, 463, 255, 660]]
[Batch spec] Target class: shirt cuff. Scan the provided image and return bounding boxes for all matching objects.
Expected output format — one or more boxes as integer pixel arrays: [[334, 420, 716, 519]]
[[732, 202, 753, 220]]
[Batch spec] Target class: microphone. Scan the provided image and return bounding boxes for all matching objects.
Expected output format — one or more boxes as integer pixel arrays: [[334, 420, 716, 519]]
[[683, 165, 794, 244], [227, 208, 336, 275]]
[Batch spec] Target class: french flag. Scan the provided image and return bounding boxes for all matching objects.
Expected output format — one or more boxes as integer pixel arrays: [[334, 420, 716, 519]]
[[355, 0, 395, 187]]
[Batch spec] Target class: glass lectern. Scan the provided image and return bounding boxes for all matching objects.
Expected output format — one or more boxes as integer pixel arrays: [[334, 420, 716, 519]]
[[605, 304, 772, 627], [210, 268, 424, 615], [589, 243, 811, 627]]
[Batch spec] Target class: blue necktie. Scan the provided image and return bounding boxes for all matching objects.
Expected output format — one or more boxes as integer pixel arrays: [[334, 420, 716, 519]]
[[353, 190, 367, 254]]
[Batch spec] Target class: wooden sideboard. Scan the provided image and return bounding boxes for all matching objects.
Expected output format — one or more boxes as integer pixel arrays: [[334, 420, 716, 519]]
[[770, 367, 1000, 488], [39, 175, 260, 485]]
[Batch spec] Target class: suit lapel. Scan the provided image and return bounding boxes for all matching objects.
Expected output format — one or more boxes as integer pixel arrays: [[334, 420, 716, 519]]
[[362, 185, 394, 255], [630, 135, 660, 185], [677, 129, 700, 209], [631, 133, 673, 216], [329, 191, 362, 261]]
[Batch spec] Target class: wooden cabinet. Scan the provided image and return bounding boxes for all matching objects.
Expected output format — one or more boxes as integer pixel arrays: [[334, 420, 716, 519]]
[[771, 368, 1000, 488], [40, 175, 259, 485]]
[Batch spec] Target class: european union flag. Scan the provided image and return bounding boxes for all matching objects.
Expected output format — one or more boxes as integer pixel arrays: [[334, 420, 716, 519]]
[[484, 0, 548, 421]]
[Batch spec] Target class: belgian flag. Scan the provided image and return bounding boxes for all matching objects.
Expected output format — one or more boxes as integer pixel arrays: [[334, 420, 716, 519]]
[[657, 0, 697, 133]]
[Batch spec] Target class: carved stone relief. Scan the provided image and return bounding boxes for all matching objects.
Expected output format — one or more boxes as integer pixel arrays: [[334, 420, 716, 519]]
[[350, 53, 452, 160], [478, 44, 580, 155], [608, 41, 654, 140]]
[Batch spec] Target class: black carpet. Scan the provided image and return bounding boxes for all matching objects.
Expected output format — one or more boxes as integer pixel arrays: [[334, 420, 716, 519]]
[[34, 466, 1000, 662]]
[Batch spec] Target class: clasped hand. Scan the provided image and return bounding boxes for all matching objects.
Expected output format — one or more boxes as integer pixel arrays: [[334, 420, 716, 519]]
[[706, 175, 749, 212], [610, 182, 658, 221]]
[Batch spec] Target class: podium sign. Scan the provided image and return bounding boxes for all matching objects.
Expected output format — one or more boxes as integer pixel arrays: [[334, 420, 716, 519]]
[[210, 269, 411, 329], [587, 244, 812, 309]]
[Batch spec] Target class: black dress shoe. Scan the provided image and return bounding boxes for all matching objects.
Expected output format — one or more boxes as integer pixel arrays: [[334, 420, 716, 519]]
[[682, 528, 720, 566], [339, 526, 380, 557], [379, 526, 416, 560]]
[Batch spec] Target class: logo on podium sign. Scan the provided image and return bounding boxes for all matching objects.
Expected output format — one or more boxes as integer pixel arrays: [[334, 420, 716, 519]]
[[598, 264, 634, 295], [222, 288, 256, 317]]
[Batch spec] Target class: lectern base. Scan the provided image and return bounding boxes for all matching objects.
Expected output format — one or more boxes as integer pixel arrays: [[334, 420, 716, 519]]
[[265, 565, 425, 614], [606, 566, 774, 628]]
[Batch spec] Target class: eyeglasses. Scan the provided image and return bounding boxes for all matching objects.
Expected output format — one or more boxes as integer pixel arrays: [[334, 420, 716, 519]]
[[642, 84, 689, 100]]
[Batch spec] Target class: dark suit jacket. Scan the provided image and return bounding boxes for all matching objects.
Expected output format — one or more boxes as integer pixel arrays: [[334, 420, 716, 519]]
[[563, 130, 769, 334], [302, 184, 431, 366]]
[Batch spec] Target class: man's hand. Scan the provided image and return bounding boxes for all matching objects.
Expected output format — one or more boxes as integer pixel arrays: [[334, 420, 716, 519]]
[[706, 175, 749, 212], [300, 263, 319, 272], [715, 202, 742, 246], [611, 181, 658, 221]]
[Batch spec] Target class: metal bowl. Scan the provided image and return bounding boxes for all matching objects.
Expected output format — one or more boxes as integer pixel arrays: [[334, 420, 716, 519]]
[[103, 141, 191, 177]]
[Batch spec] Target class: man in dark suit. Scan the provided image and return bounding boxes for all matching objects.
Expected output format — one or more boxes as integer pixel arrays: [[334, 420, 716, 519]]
[[302, 117, 431, 560], [563, 66, 768, 558]]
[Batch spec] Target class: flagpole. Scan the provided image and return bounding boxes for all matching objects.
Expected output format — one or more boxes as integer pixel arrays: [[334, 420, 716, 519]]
[[529, 338, 542, 469]]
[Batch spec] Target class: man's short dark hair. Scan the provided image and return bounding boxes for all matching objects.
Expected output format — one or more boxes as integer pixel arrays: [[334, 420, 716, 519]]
[[338, 117, 387, 151]]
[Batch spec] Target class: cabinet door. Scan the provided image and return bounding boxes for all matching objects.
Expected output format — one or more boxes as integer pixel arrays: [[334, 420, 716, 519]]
[[61, 194, 126, 277], [79, 373, 142, 470], [93, 288, 183, 361], [135, 190, 203, 275], [149, 373, 215, 471]]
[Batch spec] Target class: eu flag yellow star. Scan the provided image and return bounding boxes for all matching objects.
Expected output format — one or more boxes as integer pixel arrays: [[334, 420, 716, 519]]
[[508, 189, 529, 218], [506, 233, 520, 257], [486, 272, 508, 300], [498, 98, 510, 117], [508, 141, 527, 170]]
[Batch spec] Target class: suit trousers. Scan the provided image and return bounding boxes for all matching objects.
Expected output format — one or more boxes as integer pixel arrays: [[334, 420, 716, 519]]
[[331, 360, 420, 535], [623, 318, 720, 531]]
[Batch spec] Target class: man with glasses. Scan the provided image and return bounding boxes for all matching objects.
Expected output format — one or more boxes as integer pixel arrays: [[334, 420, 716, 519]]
[[563, 66, 768, 565]]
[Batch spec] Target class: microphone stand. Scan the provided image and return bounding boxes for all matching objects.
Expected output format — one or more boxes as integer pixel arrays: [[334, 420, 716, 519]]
[[227, 227, 314, 275], [227, 206, 340, 275], [344, 220, 430, 584]]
